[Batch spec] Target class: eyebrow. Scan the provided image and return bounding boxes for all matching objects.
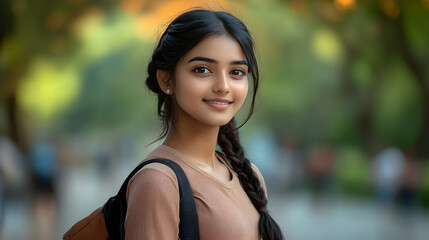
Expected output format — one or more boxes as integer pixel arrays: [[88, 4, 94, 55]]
[[188, 56, 248, 66]]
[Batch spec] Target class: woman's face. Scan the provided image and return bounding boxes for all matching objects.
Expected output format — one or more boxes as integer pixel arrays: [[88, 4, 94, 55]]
[[171, 34, 249, 127]]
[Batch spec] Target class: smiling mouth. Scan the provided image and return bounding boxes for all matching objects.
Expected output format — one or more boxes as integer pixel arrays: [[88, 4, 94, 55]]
[[203, 99, 233, 110], [204, 100, 230, 105]]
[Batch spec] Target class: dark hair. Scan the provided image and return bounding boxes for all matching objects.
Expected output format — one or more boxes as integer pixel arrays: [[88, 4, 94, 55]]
[[146, 9, 284, 240]]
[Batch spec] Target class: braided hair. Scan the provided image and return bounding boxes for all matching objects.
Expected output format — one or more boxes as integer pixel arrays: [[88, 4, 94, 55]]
[[146, 9, 284, 240]]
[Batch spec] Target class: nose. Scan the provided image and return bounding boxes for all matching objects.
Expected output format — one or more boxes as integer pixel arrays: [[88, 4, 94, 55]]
[[213, 71, 230, 93]]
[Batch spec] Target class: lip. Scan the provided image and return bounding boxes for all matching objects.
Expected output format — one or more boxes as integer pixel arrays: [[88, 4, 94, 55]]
[[203, 98, 233, 110]]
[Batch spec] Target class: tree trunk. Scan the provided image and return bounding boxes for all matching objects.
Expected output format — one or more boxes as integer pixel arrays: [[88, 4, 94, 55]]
[[392, 14, 429, 159]]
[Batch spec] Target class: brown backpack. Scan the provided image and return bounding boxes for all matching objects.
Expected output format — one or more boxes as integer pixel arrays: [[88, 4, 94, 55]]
[[63, 158, 200, 240], [63, 207, 108, 240]]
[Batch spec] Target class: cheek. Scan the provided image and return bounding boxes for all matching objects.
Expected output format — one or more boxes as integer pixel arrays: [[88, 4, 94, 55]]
[[173, 72, 207, 104], [174, 72, 191, 95], [234, 80, 249, 105]]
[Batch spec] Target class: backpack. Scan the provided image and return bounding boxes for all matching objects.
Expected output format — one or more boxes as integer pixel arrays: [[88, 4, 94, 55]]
[[63, 158, 200, 240]]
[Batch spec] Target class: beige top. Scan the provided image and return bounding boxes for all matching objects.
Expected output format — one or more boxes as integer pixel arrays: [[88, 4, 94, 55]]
[[125, 145, 266, 240]]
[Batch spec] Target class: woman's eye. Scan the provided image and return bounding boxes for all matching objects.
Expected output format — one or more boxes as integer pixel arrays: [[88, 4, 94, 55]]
[[193, 67, 211, 74], [231, 69, 245, 76]]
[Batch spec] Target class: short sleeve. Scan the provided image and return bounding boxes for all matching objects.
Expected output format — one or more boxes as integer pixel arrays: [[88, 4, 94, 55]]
[[251, 163, 268, 199], [125, 163, 180, 240]]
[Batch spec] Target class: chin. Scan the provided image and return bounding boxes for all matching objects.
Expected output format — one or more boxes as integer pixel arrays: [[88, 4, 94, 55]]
[[206, 118, 233, 127], [191, 112, 236, 128]]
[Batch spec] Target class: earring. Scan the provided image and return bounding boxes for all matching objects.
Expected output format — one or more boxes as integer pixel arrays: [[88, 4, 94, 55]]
[[166, 89, 171, 94]]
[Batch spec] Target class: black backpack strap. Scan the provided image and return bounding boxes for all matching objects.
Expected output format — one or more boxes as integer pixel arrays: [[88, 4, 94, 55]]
[[115, 158, 200, 240]]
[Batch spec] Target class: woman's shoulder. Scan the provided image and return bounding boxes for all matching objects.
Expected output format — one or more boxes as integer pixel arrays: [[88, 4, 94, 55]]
[[134, 162, 178, 185], [129, 144, 185, 182], [126, 144, 190, 199], [126, 161, 180, 202], [132, 159, 179, 184]]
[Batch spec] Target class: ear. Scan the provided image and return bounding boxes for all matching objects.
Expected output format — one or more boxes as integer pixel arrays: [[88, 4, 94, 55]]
[[156, 69, 172, 94]]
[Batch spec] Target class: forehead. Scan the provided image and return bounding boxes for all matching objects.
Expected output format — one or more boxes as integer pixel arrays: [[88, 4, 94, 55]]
[[180, 34, 246, 63]]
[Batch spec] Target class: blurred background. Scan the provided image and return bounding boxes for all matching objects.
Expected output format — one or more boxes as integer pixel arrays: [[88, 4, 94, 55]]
[[1, 0, 429, 239]]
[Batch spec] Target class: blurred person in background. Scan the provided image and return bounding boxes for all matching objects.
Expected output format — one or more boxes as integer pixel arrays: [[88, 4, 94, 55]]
[[276, 135, 305, 193], [0, 107, 28, 237], [29, 136, 58, 240], [394, 149, 424, 240], [397, 150, 422, 213], [371, 146, 404, 211], [307, 145, 336, 206], [124, 9, 284, 240], [0, 133, 28, 236]]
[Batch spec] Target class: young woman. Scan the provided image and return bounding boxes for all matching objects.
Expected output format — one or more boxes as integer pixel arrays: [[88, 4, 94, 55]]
[[125, 9, 284, 240]]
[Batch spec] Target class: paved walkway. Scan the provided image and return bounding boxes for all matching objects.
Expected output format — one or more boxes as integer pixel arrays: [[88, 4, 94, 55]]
[[269, 191, 429, 240]]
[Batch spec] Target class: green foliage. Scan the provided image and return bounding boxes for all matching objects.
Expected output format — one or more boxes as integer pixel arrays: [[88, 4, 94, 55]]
[[336, 147, 372, 196], [372, 59, 423, 148], [241, 0, 429, 154], [2, 1, 429, 198], [58, 41, 158, 136]]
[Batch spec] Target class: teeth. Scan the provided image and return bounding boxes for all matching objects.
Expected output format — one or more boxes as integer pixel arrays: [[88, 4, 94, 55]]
[[206, 100, 229, 105]]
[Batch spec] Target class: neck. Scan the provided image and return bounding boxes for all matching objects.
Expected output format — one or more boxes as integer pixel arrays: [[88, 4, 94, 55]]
[[163, 118, 220, 169]]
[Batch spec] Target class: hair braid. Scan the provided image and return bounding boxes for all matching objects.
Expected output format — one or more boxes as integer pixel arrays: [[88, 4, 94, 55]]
[[217, 118, 284, 240]]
